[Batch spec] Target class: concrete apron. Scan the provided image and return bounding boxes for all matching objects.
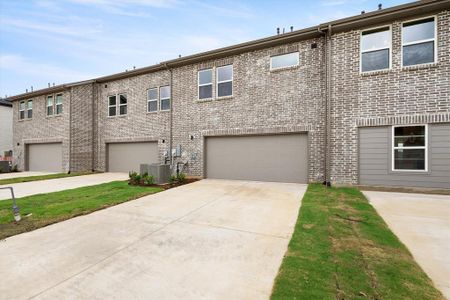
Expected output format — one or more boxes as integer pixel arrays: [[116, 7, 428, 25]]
[[0, 179, 306, 300], [363, 191, 450, 300]]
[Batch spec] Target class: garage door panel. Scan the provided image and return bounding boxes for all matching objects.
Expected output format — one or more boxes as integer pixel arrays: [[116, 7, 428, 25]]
[[108, 142, 158, 173], [206, 134, 308, 183], [28, 143, 62, 172]]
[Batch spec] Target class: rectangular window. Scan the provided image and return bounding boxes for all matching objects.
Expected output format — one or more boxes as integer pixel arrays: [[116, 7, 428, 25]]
[[147, 88, 158, 112], [47, 95, 54, 116], [198, 69, 213, 99], [270, 52, 299, 70], [361, 27, 391, 72], [393, 125, 427, 171], [19, 101, 25, 120], [402, 17, 436, 66], [119, 94, 127, 115], [108, 95, 117, 117], [217, 65, 233, 98], [55, 94, 63, 115], [160, 86, 171, 111], [26, 100, 33, 119]]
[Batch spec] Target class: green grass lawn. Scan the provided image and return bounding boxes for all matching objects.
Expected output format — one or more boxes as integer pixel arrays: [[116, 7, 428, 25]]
[[271, 183, 444, 300], [0, 181, 162, 239], [0, 172, 95, 186]]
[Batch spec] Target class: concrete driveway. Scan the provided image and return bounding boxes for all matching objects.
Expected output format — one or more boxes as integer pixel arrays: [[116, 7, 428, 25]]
[[0, 172, 128, 200], [363, 191, 450, 299], [0, 179, 306, 300], [0, 171, 55, 180]]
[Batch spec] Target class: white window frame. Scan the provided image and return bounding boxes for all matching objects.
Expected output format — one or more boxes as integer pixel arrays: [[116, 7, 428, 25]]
[[360, 25, 392, 73], [270, 52, 299, 71], [392, 124, 428, 172], [118, 93, 127, 116], [108, 95, 117, 117], [159, 86, 171, 111], [26, 100, 33, 119], [19, 100, 25, 120], [401, 15, 437, 68], [46, 95, 54, 116], [216, 65, 233, 98], [198, 68, 213, 100], [147, 87, 158, 113], [55, 94, 63, 115]]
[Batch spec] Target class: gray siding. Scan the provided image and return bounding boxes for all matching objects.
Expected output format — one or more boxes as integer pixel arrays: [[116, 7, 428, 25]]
[[359, 124, 450, 188]]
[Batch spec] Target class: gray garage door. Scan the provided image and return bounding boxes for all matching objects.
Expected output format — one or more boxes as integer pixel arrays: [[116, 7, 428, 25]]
[[205, 134, 308, 183], [27, 143, 62, 172], [107, 142, 158, 173]]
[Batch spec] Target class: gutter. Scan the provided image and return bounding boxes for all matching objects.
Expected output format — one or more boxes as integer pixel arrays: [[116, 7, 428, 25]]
[[163, 63, 174, 168]]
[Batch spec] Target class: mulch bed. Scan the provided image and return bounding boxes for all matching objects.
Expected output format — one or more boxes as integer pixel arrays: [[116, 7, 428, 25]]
[[128, 178, 200, 190]]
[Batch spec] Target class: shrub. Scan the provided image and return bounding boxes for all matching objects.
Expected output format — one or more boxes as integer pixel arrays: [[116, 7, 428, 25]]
[[176, 172, 186, 183], [169, 175, 178, 184], [129, 171, 138, 184], [142, 174, 154, 185]]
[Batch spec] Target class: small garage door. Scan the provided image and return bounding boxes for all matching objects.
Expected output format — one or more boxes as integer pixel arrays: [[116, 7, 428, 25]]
[[107, 142, 158, 173], [27, 143, 62, 172], [205, 134, 308, 183]]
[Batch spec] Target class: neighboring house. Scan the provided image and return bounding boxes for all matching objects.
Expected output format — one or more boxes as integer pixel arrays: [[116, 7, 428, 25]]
[[6, 0, 450, 188], [0, 99, 13, 159]]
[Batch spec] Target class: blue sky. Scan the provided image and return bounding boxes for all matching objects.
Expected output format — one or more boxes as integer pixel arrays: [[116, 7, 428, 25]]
[[0, 0, 410, 96]]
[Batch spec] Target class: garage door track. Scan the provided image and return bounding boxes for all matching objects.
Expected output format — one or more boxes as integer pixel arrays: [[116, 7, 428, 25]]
[[0, 179, 306, 299]]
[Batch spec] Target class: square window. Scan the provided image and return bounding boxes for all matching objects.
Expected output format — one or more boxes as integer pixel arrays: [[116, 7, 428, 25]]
[[147, 88, 158, 112], [393, 125, 427, 171]]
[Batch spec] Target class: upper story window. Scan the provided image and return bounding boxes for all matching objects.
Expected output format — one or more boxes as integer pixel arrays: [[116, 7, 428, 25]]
[[26, 100, 33, 119], [159, 86, 171, 111], [19, 101, 25, 120], [270, 52, 299, 70], [392, 125, 427, 171], [119, 94, 127, 115], [147, 88, 158, 112], [108, 95, 117, 117], [402, 17, 436, 66], [47, 95, 54, 116], [198, 69, 213, 100], [361, 27, 391, 72], [55, 94, 63, 115], [108, 93, 127, 117], [217, 65, 233, 97]]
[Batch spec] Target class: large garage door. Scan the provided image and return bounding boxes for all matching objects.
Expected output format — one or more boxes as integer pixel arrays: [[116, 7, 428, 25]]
[[205, 134, 308, 183], [107, 142, 158, 173], [27, 143, 62, 172]]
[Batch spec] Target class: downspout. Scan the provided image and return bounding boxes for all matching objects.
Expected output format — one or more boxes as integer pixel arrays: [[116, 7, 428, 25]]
[[91, 82, 96, 172], [68, 87, 73, 174], [318, 24, 332, 187], [163, 63, 174, 168], [326, 24, 332, 187]]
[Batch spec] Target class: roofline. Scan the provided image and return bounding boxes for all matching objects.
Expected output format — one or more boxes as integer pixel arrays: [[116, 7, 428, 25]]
[[0, 101, 12, 107], [6, 0, 450, 101]]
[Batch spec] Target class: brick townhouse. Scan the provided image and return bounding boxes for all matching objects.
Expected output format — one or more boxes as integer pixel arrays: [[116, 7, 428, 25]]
[[7, 0, 450, 188]]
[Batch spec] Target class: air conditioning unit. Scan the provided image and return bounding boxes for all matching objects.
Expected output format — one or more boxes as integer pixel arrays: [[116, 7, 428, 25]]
[[140, 164, 171, 184]]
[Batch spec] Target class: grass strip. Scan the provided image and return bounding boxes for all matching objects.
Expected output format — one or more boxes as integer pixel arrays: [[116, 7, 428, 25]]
[[0, 172, 95, 186], [271, 183, 443, 300], [0, 181, 162, 239]]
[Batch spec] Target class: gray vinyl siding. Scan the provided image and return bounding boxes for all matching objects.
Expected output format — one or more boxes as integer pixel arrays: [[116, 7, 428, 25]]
[[359, 124, 450, 188]]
